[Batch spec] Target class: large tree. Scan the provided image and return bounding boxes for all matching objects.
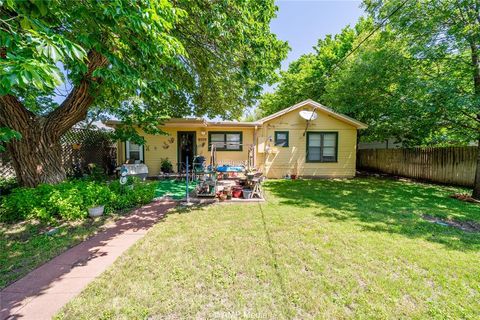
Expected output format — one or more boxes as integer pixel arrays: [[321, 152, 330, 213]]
[[0, 0, 288, 187], [260, 0, 480, 198], [322, 29, 471, 146], [364, 0, 480, 197], [259, 19, 371, 117]]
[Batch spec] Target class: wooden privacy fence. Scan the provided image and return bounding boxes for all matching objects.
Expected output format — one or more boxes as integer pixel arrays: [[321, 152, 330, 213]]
[[357, 147, 478, 187]]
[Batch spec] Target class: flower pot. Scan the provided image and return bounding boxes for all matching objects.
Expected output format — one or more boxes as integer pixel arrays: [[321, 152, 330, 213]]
[[290, 174, 297, 180], [88, 205, 105, 217], [243, 189, 252, 199], [232, 188, 243, 198]]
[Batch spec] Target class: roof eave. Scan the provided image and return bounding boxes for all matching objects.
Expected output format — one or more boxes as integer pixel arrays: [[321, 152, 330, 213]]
[[206, 121, 260, 128], [258, 99, 368, 129]]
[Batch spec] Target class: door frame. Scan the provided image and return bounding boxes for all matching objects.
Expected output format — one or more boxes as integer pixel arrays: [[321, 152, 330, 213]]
[[177, 131, 197, 171]]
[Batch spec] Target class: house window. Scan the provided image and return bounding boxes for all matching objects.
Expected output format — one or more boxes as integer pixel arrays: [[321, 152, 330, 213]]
[[125, 141, 144, 163], [208, 132, 242, 151], [306, 132, 338, 163], [274, 131, 289, 147]]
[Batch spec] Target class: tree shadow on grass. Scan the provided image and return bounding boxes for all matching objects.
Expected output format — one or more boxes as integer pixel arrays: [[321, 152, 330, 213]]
[[265, 178, 480, 251], [0, 200, 176, 319]]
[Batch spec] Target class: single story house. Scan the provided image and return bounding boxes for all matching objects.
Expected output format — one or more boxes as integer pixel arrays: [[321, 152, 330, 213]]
[[105, 99, 367, 179]]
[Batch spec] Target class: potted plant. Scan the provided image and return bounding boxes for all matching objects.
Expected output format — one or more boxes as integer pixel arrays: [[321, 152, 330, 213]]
[[291, 160, 300, 180], [225, 187, 232, 200], [85, 185, 111, 217], [88, 204, 105, 217], [160, 158, 173, 174], [219, 192, 228, 201]]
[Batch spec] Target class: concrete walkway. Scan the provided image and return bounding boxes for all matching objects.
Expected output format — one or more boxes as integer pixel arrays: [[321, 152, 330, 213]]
[[0, 200, 175, 320]]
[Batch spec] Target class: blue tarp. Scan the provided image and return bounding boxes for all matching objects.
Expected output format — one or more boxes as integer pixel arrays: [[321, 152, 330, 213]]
[[216, 165, 245, 173]]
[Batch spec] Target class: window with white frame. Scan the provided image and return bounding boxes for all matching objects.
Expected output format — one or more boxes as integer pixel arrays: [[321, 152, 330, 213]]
[[125, 141, 144, 163]]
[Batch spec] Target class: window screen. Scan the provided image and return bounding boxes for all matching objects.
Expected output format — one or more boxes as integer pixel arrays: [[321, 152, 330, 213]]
[[208, 132, 242, 151], [274, 131, 289, 147], [306, 132, 338, 162], [126, 141, 144, 162]]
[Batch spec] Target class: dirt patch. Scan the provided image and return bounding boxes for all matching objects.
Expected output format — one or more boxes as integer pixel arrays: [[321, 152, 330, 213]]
[[422, 215, 480, 233], [450, 193, 480, 205]]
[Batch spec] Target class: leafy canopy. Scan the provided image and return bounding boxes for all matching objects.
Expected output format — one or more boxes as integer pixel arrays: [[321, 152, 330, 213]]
[[260, 0, 480, 146], [1, 0, 288, 139], [363, 0, 480, 141], [260, 19, 370, 117]]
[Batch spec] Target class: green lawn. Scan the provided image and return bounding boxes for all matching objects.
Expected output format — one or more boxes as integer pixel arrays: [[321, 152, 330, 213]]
[[1, 217, 107, 288], [56, 177, 479, 319], [0, 207, 144, 289], [0, 179, 159, 289]]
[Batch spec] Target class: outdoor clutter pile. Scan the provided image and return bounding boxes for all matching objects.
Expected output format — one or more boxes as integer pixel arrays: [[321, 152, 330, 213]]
[[193, 156, 264, 201]]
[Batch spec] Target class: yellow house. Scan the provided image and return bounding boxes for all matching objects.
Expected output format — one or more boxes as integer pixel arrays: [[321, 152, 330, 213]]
[[106, 99, 367, 179]]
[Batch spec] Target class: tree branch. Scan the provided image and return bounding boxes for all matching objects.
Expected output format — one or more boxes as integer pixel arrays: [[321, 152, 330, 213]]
[[458, 108, 480, 123], [45, 50, 108, 137], [0, 95, 36, 132]]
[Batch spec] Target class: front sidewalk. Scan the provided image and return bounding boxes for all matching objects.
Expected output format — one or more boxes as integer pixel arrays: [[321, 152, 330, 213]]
[[0, 200, 175, 320]]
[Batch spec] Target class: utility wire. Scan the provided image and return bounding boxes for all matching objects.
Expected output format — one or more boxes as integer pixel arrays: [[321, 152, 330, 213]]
[[257, 0, 413, 122], [326, 0, 413, 77]]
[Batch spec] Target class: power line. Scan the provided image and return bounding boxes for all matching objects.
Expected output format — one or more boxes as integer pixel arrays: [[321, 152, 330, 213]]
[[258, 0, 414, 118], [326, 0, 413, 77]]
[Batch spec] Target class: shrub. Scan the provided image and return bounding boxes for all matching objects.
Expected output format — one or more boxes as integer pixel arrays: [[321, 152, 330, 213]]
[[85, 163, 108, 182], [108, 178, 157, 211], [160, 158, 173, 173], [0, 177, 18, 196], [0, 178, 157, 223]]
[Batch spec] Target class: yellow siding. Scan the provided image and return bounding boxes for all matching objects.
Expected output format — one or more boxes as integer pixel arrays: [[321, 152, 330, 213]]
[[257, 104, 358, 178], [117, 126, 255, 176], [115, 102, 359, 179]]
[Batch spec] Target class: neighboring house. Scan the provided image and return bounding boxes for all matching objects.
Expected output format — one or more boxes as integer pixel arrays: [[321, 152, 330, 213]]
[[105, 99, 367, 179]]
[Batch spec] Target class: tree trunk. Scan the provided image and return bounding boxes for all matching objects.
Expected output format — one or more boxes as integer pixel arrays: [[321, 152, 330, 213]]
[[470, 42, 480, 199], [0, 50, 108, 187], [7, 126, 66, 187], [473, 138, 480, 199], [0, 95, 66, 187]]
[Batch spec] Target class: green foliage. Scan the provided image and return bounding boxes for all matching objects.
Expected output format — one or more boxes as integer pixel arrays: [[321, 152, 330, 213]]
[[260, 1, 480, 146], [108, 177, 157, 211], [0, 179, 156, 222], [1, 0, 287, 135], [160, 158, 173, 173], [0, 127, 21, 152], [322, 30, 448, 146], [0, 177, 17, 195], [259, 19, 371, 117], [84, 164, 107, 182], [361, 0, 480, 142]]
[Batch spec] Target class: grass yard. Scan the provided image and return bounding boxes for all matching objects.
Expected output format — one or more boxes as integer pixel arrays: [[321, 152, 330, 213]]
[[0, 212, 133, 289], [56, 177, 480, 319], [0, 179, 159, 289], [1, 217, 103, 288]]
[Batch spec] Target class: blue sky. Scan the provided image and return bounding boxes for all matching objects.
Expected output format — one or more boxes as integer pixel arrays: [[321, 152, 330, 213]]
[[77, 1, 366, 123], [271, 0, 364, 70]]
